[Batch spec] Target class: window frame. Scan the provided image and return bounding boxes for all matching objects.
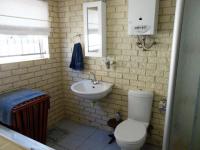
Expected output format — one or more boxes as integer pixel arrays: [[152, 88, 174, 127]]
[[0, 34, 49, 64]]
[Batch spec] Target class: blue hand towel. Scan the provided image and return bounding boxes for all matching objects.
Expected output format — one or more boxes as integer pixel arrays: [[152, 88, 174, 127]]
[[0, 89, 45, 125], [70, 43, 84, 70]]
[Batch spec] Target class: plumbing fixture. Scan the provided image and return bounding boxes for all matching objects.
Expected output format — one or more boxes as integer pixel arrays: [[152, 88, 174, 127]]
[[105, 58, 115, 69], [89, 72, 99, 85], [159, 98, 167, 113], [136, 35, 156, 51]]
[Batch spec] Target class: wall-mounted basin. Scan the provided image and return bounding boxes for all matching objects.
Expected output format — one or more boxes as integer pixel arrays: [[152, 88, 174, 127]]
[[71, 80, 113, 101]]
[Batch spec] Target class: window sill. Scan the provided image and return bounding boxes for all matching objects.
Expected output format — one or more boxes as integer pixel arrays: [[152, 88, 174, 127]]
[[0, 54, 50, 64]]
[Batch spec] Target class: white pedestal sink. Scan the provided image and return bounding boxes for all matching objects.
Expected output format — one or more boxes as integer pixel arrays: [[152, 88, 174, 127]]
[[71, 80, 113, 101]]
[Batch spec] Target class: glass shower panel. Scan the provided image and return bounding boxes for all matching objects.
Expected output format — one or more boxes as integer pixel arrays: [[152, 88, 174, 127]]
[[169, 0, 200, 149], [190, 78, 200, 150]]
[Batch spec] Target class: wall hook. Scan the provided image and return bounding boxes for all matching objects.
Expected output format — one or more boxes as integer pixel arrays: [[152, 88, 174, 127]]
[[72, 34, 82, 44]]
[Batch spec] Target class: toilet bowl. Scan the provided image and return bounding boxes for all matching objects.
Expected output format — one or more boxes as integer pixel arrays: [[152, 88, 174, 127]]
[[114, 119, 147, 150], [114, 90, 153, 150]]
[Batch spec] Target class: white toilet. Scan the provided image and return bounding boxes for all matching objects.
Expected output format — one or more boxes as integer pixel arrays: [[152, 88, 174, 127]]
[[114, 90, 153, 150]]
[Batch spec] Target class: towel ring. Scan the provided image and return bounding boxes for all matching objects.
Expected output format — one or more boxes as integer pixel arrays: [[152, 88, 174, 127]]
[[72, 34, 82, 44]]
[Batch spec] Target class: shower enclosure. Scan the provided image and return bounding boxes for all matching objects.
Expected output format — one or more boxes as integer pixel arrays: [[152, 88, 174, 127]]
[[163, 0, 200, 149]]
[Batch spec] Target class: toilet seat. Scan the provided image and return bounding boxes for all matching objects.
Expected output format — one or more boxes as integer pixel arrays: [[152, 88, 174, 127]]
[[114, 119, 146, 144]]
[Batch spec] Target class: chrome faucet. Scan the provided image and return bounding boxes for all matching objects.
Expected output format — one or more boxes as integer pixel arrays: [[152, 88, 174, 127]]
[[89, 72, 99, 85]]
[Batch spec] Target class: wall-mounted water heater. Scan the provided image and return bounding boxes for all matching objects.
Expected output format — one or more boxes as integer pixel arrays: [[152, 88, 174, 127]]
[[128, 0, 159, 36]]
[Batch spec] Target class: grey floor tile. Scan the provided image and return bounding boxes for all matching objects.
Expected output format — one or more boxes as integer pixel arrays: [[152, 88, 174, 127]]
[[142, 144, 162, 150], [57, 133, 86, 150], [76, 129, 111, 150], [56, 119, 97, 138], [103, 143, 120, 150], [48, 128, 68, 142], [46, 138, 56, 147], [55, 120, 80, 131], [47, 119, 161, 150], [51, 144, 68, 150]]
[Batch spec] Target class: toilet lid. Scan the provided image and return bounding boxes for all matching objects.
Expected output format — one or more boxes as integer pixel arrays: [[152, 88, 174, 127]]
[[114, 119, 146, 144]]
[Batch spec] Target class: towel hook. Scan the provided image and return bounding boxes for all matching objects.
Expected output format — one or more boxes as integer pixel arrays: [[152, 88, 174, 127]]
[[72, 34, 82, 44]]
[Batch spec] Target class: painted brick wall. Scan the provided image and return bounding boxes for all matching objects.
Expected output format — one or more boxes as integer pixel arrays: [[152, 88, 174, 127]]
[[0, 0, 65, 128], [0, 0, 176, 146], [59, 0, 175, 146]]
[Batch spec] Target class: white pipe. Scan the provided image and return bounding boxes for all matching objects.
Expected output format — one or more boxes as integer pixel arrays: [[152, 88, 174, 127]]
[[162, 0, 185, 149]]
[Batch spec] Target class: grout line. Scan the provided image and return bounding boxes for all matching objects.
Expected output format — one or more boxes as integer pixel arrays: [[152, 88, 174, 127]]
[[75, 127, 98, 150]]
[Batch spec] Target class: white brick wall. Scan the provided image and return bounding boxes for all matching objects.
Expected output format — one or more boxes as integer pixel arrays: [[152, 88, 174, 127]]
[[59, 0, 175, 146], [0, 0, 175, 146]]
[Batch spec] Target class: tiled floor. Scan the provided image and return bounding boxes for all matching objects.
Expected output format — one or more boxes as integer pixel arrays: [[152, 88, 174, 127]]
[[47, 119, 161, 150]]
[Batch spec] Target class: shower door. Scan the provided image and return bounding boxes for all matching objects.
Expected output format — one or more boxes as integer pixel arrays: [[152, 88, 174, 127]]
[[163, 0, 200, 149]]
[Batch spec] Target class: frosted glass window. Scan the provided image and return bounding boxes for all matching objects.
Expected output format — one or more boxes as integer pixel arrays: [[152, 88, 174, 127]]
[[0, 0, 49, 64], [0, 35, 49, 64]]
